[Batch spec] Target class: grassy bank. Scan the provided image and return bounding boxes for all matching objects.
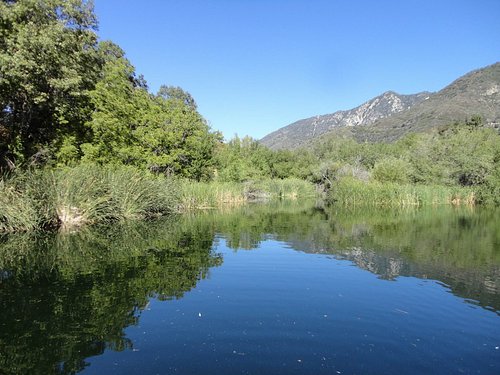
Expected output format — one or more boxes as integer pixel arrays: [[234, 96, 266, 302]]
[[327, 177, 476, 207], [2, 163, 479, 234], [0, 167, 317, 233], [178, 178, 317, 210], [0, 165, 178, 233]]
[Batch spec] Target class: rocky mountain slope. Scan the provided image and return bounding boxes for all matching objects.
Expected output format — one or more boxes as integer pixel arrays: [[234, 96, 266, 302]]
[[260, 62, 500, 149]]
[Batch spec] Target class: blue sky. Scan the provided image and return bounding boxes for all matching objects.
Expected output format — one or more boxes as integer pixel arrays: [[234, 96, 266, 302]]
[[94, 0, 500, 139]]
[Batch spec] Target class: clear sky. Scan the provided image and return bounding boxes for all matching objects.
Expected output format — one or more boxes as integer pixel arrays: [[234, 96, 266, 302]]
[[93, 0, 500, 140]]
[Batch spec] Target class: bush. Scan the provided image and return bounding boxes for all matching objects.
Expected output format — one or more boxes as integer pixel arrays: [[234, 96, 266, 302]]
[[372, 157, 412, 184], [475, 166, 500, 205]]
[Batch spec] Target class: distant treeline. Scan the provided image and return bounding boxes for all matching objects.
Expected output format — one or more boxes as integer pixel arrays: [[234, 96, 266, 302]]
[[218, 118, 499, 205]]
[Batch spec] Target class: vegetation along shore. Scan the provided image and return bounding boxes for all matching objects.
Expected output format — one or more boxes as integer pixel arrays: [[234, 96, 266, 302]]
[[1, 1, 499, 233]]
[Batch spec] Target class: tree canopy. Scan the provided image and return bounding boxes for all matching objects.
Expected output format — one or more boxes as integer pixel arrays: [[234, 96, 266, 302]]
[[0, 0, 101, 169], [0, 0, 220, 179]]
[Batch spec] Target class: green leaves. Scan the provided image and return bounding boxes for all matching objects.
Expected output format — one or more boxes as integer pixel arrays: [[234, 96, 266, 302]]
[[0, 0, 101, 169], [373, 157, 412, 184], [81, 45, 221, 180]]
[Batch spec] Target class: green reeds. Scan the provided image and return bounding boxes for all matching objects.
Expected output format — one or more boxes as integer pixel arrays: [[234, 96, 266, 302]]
[[255, 178, 317, 200], [178, 178, 317, 210], [0, 179, 39, 232], [0, 168, 317, 232], [179, 181, 246, 209], [328, 177, 476, 207], [0, 165, 178, 233]]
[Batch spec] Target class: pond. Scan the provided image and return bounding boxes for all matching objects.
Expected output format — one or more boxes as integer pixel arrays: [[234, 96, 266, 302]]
[[0, 202, 499, 374]]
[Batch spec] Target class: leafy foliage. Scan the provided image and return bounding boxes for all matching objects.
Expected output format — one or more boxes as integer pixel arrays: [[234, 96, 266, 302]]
[[0, 0, 101, 169], [372, 157, 412, 184], [0, 0, 498, 209], [1, 1, 220, 180], [219, 119, 500, 205], [80, 42, 222, 180]]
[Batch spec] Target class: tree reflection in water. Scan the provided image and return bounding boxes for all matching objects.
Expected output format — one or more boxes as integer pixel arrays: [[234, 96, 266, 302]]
[[0, 202, 499, 374]]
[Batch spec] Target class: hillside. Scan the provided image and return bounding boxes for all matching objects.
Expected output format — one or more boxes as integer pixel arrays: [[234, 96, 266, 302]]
[[261, 62, 500, 149]]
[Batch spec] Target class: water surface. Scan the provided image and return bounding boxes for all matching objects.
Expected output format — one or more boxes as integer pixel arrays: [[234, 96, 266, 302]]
[[0, 203, 499, 374]]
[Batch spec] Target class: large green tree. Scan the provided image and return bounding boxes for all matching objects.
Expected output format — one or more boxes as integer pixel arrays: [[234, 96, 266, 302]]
[[80, 41, 146, 165], [140, 92, 222, 180], [0, 0, 101, 170], [82, 43, 221, 180]]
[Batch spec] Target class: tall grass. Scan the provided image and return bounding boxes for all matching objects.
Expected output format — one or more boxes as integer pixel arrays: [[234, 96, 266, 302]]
[[0, 165, 178, 233], [1, 168, 317, 232], [255, 178, 317, 200], [0, 179, 39, 232], [328, 177, 476, 207], [179, 181, 246, 209], [178, 178, 317, 210]]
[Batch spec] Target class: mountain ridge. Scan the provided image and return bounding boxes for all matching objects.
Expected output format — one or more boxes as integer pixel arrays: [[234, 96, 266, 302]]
[[260, 62, 500, 149]]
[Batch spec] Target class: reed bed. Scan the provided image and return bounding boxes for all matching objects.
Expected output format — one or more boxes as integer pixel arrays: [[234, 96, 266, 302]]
[[328, 178, 476, 207], [0, 165, 178, 233], [178, 178, 317, 210], [178, 181, 246, 210], [0, 164, 319, 233], [256, 178, 317, 200]]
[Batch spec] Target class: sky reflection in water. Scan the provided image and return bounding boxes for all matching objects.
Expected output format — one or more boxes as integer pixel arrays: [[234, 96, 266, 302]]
[[0, 203, 499, 374]]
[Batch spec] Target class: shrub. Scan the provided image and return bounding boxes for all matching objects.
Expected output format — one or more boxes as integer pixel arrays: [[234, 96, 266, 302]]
[[372, 157, 412, 184]]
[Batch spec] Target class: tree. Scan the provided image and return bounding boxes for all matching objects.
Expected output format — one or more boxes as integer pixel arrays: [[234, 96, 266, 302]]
[[372, 157, 412, 184], [157, 85, 197, 110], [135, 94, 222, 180], [0, 0, 102, 171], [81, 41, 148, 165], [214, 136, 276, 182], [82, 44, 221, 180], [408, 125, 499, 186]]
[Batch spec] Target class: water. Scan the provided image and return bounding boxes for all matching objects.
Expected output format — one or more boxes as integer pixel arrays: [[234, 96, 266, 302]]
[[0, 202, 499, 374]]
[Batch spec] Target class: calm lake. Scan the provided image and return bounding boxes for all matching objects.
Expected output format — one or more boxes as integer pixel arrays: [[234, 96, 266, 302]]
[[0, 202, 499, 374]]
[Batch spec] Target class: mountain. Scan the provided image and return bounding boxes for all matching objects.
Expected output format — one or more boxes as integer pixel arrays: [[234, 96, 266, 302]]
[[260, 62, 500, 149], [260, 91, 431, 149]]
